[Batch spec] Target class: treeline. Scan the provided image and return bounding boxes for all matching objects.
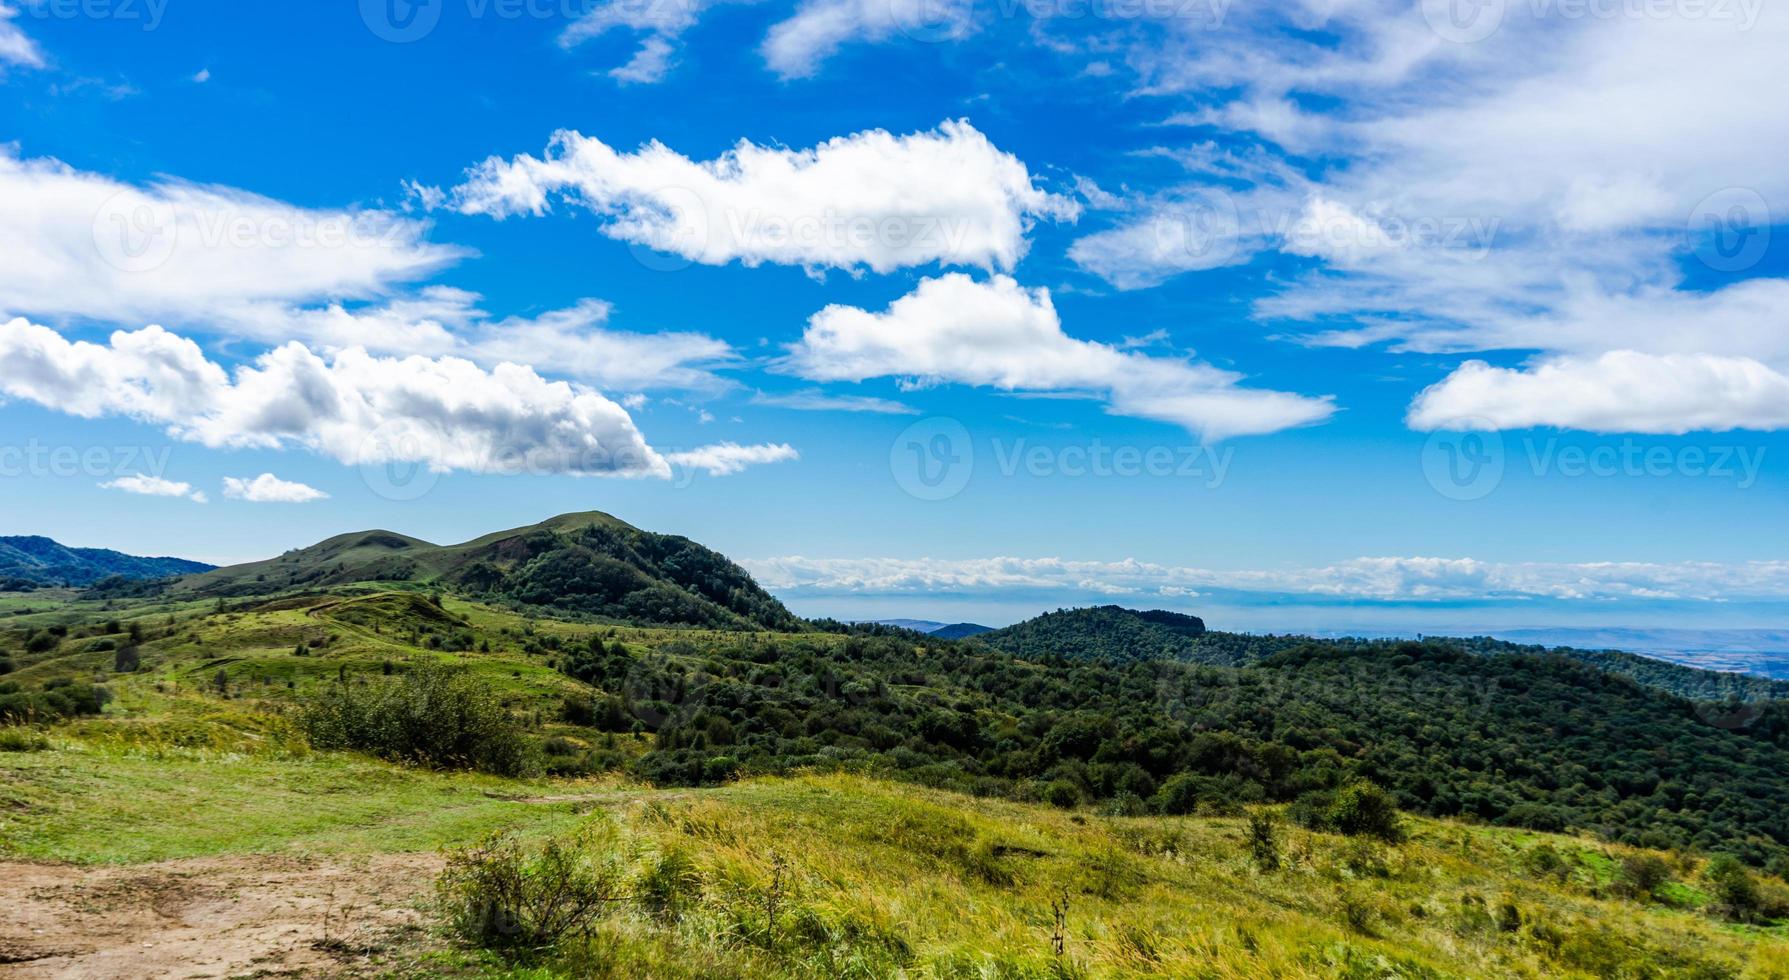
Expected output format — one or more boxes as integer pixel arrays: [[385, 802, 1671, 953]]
[[558, 633, 1789, 867]]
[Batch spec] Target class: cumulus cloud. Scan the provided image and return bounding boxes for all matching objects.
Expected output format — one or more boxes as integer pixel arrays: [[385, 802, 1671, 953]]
[[101, 474, 207, 503], [0, 148, 462, 328], [1408, 352, 1789, 434], [447, 120, 1077, 273], [221, 473, 329, 503], [665, 441, 800, 476], [243, 288, 737, 393], [762, 0, 974, 78], [778, 273, 1333, 440], [0, 318, 796, 480], [745, 553, 1789, 604], [0, 317, 668, 477]]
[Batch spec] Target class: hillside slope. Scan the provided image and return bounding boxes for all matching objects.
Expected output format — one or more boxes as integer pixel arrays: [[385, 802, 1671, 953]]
[[173, 511, 798, 631], [3, 746, 1785, 978], [0, 536, 214, 587]]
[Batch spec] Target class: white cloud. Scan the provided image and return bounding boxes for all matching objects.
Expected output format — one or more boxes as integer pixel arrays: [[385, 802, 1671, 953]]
[[752, 388, 918, 414], [560, 0, 719, 84], [221, 473, 329, 503], [448, 120, 1078, 274], [745, 553, 1789, 604], [1409, 352, 1789, 434], [0, 148, 463, 328], [1073, 5, 1789, 435], [761, 0, 974, 79], [0, 4, 43, 69], [244, 288, 737, 392], [191, 68, 211, 83], [0, 317, 669, 478], [665, 441, 799, 475], [778, 273, 1333, 440], [101, 474, 206, 503]]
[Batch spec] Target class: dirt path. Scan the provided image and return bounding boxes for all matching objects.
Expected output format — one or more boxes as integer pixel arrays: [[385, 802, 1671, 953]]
[[0, 852, 441, 979]]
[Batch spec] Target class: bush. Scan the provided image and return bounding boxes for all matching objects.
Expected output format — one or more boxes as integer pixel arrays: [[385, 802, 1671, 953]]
[[300, 664, 538, 776], [0, 727, 48, 752], [113, 645, 141, 673], [1291, 782, 1403, 842], [437, 827, 626, 949], [0, 679, 108, 725], [1615, 854, 1672, 900], [1706, 854, 1764, 922]]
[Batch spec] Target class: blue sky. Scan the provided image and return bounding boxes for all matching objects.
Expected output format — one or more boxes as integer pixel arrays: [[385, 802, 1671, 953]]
[[2, 0, 1787, 631]]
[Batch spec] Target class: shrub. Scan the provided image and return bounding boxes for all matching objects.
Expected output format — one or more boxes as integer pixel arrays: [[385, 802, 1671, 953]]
[[0, 727, 48, 751], [300, 664, 538, 776], [1293, 782, 1403, 842], [113, 645, 141, 673], [1615, 854, 1672, 900], [1706, 854, 1764, 922], [437, 827, 626, 949], [1042, 779, 1081, 809], [1247, 811, 1281, 871], [0, 679, 107, 725]]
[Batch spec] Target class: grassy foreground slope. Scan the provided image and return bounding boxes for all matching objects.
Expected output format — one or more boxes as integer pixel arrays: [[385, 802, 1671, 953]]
[[3, 736, 1787, 978]]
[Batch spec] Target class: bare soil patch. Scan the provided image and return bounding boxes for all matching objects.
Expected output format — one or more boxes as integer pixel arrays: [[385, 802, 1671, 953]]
[[0, 852, 440, 979]]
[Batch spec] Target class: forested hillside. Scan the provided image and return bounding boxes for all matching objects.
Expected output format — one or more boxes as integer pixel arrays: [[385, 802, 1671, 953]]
[[561, 629, 1789, 866], [0, 536, 214, 588]]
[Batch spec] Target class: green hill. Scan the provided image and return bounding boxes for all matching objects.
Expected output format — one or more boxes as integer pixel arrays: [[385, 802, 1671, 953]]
[[0, 535, 214, 588], [978, 605, 1219, 663], [173, 511, 799, 631]]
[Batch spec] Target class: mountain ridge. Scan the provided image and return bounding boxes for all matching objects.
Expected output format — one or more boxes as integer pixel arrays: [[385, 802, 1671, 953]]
[[0, 535, 215, 587]]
